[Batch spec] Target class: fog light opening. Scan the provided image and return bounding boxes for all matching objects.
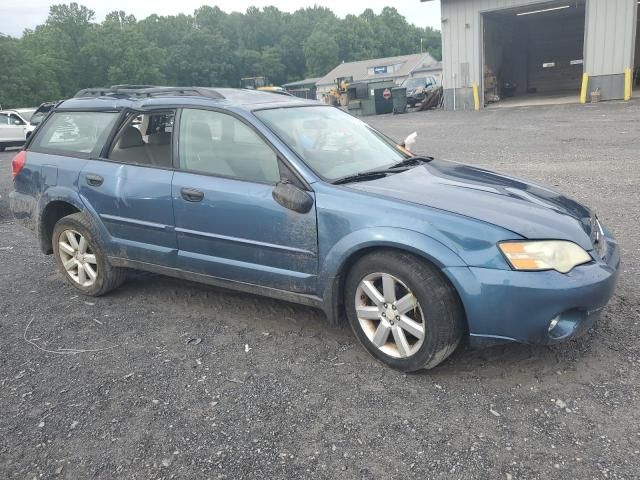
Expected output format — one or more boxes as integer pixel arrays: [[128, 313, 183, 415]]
[[548, 316, 560, 333], [547, 309, 586, 340]]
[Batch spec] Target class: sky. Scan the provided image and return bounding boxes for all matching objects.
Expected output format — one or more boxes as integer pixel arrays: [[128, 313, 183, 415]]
[[0, 1, 441, 38]]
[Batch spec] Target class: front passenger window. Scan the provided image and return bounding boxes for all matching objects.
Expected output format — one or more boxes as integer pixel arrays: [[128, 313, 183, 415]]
[[178, 109, 280, 184], [9, 114, 25, 126]]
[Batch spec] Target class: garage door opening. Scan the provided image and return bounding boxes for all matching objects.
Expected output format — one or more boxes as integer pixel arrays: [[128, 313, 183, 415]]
[[482, 1, 586, 108]]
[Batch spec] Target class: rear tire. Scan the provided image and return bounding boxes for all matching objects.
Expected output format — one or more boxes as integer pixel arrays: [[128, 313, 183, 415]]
[[345, 250, 464, 371], [52, 212, 126, 296]]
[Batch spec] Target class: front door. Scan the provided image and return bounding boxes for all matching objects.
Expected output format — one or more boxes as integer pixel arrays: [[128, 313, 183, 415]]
[[79, 110, 177, 267], [172, 108, 318, 293], [0, 112, 27, 143]]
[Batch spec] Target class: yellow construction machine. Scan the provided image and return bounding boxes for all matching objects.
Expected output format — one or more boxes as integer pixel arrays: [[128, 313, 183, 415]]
[[241, 76, 289, 95], [324, 76, 352, 106]]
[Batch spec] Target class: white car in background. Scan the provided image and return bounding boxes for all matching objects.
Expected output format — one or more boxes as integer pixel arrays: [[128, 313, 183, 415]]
[[0, 108, 35, 151]]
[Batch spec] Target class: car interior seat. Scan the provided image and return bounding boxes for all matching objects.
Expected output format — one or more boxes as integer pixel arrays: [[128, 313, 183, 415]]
[[145, 132, 172, 167], [110, 126, 150, 164]]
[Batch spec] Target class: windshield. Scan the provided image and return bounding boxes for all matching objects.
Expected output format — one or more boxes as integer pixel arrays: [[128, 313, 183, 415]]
[[18, 110, 36, 121], [31, 104, 54, 125], [255, 106, 407, 181], [403, 77, 428, 89]]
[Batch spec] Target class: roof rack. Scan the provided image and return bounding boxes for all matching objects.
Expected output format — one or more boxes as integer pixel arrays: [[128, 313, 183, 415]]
[[73, 85, 225, 100]]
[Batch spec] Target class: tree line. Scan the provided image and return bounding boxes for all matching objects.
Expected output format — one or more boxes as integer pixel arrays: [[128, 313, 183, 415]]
[[0, 3, 441, 109]]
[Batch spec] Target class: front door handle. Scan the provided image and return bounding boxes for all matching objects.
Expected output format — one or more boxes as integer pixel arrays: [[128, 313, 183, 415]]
[[180, 187, 204, 202], [85, 174, 104, 187]]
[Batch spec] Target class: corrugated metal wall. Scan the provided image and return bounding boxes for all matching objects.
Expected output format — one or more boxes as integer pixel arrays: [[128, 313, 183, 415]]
[[440, 0, 638, 91], [584, 0, 637, 75]]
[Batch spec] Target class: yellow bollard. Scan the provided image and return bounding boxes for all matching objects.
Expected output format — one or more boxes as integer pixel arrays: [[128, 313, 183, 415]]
[[624, 68, 632, 101], [472, 83, 480, 111], [580, 73, 589, 104]]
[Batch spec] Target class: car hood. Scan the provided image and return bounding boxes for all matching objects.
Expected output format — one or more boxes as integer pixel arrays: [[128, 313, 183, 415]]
[[349, 159, 595, 250]]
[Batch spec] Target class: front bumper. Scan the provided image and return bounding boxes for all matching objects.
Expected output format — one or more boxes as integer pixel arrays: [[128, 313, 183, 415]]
[[444, 234, 620, 347], [407, 94, 425, 106]]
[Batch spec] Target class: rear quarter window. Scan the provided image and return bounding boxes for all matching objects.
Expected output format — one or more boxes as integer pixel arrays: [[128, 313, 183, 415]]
[[30, 111, 119, 156]]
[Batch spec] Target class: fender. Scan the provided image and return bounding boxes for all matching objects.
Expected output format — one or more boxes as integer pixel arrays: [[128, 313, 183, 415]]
[[37, 186, 114, 254], [317, 227, 467, 323]]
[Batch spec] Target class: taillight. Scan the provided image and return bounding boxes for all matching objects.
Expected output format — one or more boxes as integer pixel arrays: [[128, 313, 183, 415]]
[[11, 150, 26, 179]]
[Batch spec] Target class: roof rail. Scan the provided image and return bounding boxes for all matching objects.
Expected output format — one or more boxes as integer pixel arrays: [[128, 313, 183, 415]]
[[73, 85, 225, 100]]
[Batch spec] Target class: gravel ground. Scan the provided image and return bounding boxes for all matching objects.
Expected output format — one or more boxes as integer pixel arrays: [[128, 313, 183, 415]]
[[1, 100, 639, 479]]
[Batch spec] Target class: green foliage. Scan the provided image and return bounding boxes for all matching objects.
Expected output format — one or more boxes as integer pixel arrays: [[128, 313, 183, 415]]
[[0, 3, 441, 108]]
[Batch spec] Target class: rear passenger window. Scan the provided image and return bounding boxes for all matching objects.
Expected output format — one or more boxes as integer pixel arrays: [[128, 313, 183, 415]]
[[30, 112, 119, 156], [178, 109, 280, 183], [108, 111, 174, 168]]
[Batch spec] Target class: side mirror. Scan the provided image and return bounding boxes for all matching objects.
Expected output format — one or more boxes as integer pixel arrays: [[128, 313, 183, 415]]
[[402, 132, 418, 150], [272, 180, 314, 214], [13, 119, 23, 126]]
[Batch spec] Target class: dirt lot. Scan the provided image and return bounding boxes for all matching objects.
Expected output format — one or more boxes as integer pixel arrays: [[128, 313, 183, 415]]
[[1, 100, 639, 479]]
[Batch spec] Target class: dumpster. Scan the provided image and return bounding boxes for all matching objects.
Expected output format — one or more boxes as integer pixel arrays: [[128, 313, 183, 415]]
[[373, 87, 394, 114], [391, 87, 407, 114]]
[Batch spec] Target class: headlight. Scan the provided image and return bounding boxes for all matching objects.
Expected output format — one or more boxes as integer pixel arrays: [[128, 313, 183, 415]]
[[498, 240, 592, 273]]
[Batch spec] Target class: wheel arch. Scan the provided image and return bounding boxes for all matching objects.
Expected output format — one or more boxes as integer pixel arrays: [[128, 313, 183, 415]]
[[38, 199, 81, 254], [318, 228, 469, 327]]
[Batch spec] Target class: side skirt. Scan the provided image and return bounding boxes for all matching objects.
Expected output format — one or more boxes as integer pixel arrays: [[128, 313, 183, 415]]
[[108, 256, 325, 310]]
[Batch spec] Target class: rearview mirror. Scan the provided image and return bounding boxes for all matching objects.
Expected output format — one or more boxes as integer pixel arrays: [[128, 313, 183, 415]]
[[272, 180, 314, 214]]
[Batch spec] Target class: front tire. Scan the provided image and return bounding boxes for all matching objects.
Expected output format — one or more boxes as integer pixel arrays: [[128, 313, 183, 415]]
[[52, 213, 126, 296], [345, 250, 464, 372]]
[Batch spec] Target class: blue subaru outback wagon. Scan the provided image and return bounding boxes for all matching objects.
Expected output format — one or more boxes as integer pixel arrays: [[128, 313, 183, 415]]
[[10, 86, 620, 371]]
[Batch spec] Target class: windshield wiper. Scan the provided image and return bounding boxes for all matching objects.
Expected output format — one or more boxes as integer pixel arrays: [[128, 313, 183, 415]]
[[388, 155, 433, 169], [332, 156, 432, 185], [332, 166, 414, 185], [332, 171, 389, 185]]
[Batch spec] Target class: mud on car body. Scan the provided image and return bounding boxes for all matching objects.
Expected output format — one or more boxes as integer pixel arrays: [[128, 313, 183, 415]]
[[10, 85, 620, 371]]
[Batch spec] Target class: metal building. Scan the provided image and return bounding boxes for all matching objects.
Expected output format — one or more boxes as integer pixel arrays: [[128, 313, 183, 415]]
[[315, 53, 441, 99], [423, 0, 639, 109]]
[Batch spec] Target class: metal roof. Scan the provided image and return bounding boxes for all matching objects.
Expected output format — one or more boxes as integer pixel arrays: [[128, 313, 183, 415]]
[[316, 53, 438, 87], [281, 78, 322, 88]]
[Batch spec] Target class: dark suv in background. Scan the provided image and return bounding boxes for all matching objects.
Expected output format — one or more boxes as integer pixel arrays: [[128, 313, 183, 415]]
[[401, 75, 439, 107]]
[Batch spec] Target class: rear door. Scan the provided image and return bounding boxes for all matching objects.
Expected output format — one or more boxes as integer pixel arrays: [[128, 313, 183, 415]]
[[171, 108, 318, 293], [78, 110, 177, 267]]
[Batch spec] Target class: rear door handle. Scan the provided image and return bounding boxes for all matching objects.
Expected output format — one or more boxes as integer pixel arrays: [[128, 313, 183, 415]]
[[85, 174, 104, 187], [180, 187, 204, 202]]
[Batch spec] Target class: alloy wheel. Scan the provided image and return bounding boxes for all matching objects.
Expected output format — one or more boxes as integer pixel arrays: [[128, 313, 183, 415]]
[[58, 229, 99, 288], [354, 272, 425, 358]]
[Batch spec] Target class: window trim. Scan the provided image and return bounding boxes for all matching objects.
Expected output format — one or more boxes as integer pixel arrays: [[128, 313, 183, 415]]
[[174, 106, 311, 190], [27, 109, 122, 160]]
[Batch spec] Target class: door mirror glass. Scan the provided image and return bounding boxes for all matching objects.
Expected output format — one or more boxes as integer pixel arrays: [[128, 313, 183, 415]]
[[272, 180, 314, 214]]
